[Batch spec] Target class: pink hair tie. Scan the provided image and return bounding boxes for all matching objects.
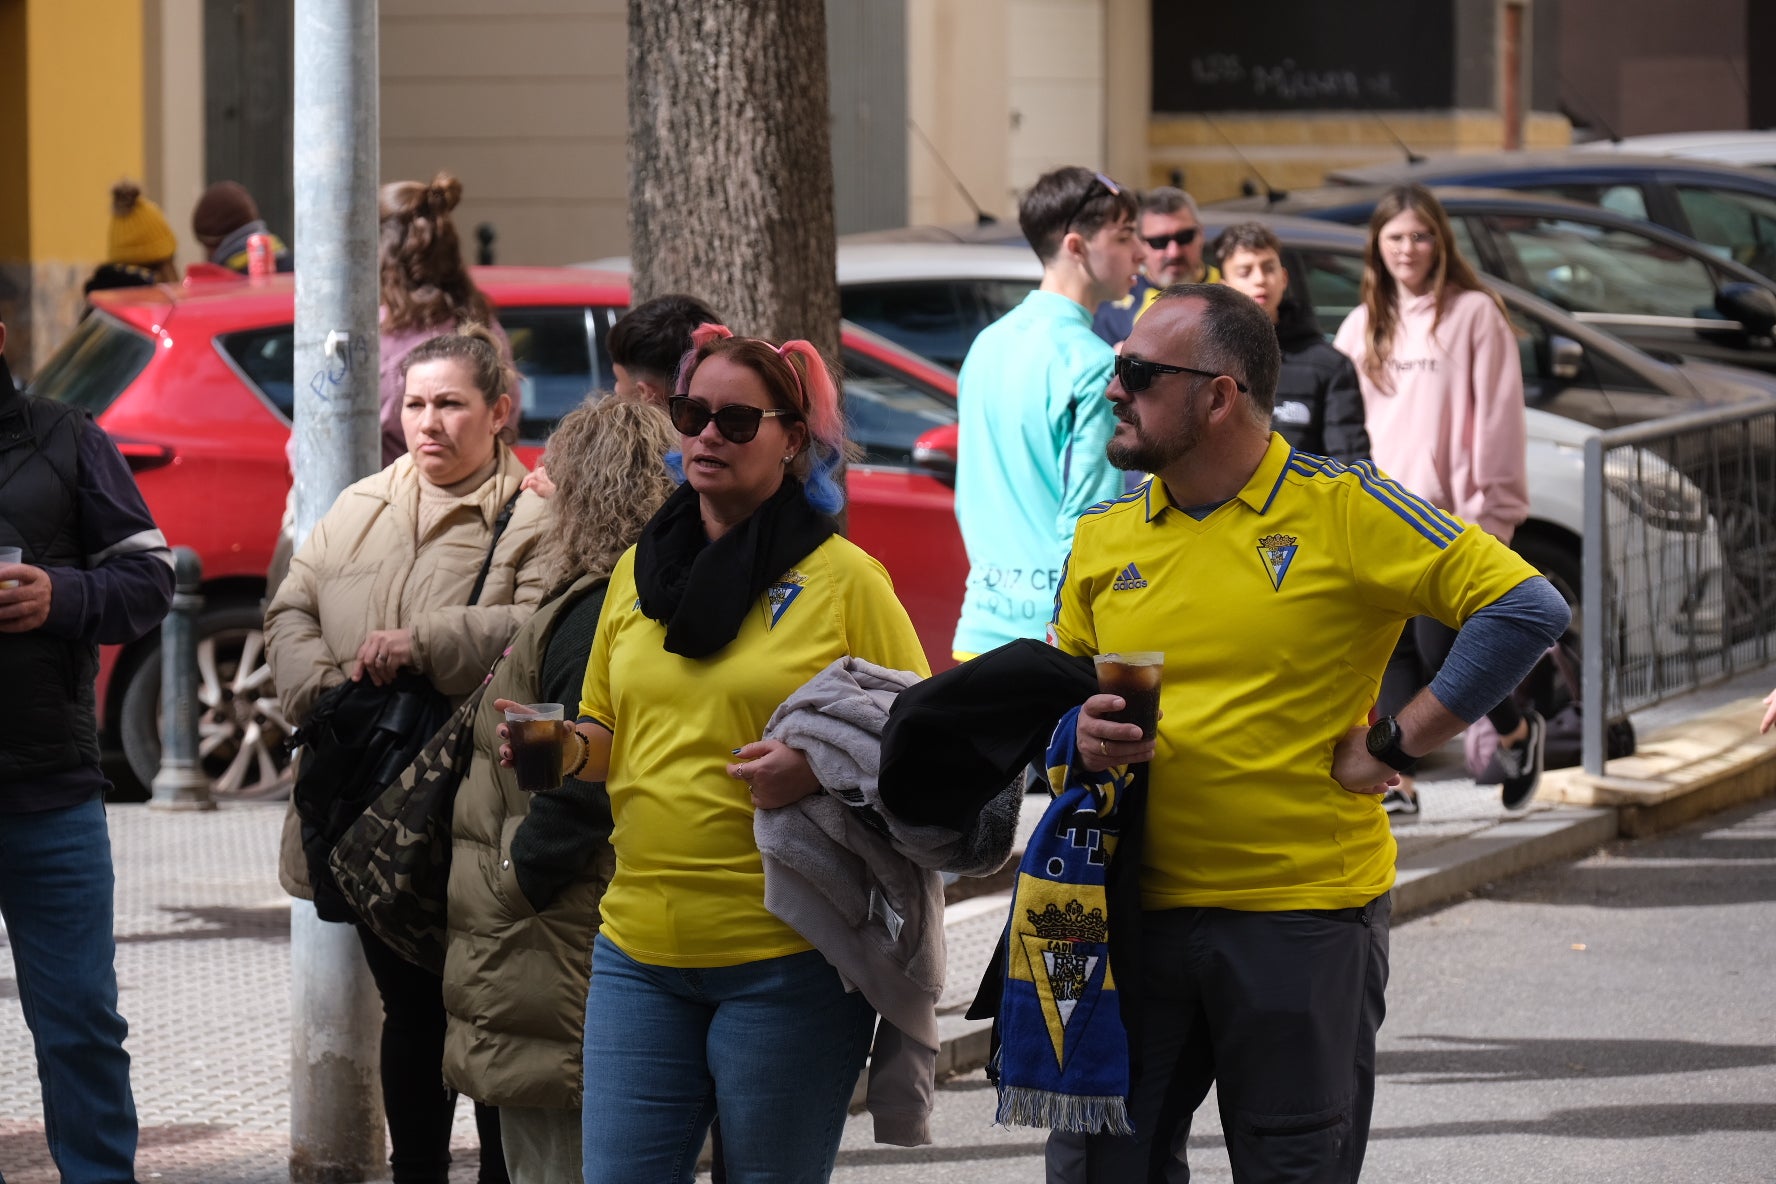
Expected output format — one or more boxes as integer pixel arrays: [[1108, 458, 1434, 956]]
[[675, 323, 736, 396]]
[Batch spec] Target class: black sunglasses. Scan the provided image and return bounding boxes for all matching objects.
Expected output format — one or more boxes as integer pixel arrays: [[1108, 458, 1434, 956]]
[[1114, 354, 1249, 395], [1142, 227, 1199, 250], [1063, 171, 1124, 235], [668, 396, 798, 444]]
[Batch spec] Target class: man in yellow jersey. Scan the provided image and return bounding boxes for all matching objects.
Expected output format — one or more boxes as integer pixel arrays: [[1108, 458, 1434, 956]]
[[1091, 187, 1220, 348], [1049, 284, 1569, 1182]]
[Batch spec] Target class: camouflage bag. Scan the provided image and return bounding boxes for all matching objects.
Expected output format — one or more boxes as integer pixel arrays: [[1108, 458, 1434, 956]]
[[329, 664, 496, 975]]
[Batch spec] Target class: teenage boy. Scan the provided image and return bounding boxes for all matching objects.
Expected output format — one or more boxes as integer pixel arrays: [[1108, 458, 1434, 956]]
[[951, 168, 1144, 658]]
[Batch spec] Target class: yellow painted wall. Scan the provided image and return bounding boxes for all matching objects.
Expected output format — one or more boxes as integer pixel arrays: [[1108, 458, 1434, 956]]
[[26, 0, 146, 260]]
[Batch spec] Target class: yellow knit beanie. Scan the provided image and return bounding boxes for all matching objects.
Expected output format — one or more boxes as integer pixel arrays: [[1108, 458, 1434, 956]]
[[108, 181, 177, 266]]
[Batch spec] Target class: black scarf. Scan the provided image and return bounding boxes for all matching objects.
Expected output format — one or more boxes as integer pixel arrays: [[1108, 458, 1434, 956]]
[[634, 477, 836, 658]]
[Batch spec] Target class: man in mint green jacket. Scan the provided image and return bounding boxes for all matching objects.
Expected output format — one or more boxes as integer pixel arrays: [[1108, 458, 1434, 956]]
[[952, 167, 1145, 657]]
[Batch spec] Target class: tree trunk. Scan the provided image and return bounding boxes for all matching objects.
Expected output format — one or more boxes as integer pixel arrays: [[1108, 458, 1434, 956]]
[[627, 0, 841, 361]]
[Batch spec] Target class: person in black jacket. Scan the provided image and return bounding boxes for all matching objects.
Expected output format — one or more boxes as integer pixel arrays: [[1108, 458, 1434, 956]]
[[1214, 222, 1370, 462], [0, 317, 175, 1182]]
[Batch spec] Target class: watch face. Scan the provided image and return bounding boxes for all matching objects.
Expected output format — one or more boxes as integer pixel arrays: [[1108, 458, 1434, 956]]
[[1367, 719, 1395, 757]]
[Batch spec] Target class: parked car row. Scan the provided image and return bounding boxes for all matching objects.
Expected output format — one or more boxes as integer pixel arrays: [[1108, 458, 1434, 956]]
[[39, 142, 1776, 796], [1322, 150, 1776, 283], [1212, 186, 1776, 377], [32, 270, 963, 795]]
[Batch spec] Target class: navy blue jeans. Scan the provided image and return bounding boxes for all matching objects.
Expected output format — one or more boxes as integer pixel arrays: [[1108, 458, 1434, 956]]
[[0, 796, 138, 1183], [580, 934, 875, 1184]]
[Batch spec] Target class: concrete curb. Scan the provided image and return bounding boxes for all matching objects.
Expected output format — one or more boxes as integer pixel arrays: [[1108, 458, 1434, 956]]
[[1392, 807, 1619, 917]]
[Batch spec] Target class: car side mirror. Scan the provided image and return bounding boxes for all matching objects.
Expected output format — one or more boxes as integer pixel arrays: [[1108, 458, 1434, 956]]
[[1716, 282, 1776, 338], [912, 423, 958, 483], [1548, 334, 1585, 382]]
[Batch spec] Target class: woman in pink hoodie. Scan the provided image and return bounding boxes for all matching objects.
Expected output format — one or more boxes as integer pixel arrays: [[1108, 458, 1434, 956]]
[[1334, 184, 1542, 816]]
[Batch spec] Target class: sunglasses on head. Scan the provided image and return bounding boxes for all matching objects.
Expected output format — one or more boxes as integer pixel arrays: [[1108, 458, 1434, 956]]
[[668, 396, 798, 444], [1063, 171, 1125, 235], [1114, 353, 1249, 395], [1142, 227, 1199, 250]]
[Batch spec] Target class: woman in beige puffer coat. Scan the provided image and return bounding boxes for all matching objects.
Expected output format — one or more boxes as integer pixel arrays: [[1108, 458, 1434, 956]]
[[441, 395, 678, 1183], [266, 324, 549, 1184]]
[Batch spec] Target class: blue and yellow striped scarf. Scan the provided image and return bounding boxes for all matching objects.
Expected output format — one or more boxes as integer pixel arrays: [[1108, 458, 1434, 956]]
[[991, 706, 1135, 1135]]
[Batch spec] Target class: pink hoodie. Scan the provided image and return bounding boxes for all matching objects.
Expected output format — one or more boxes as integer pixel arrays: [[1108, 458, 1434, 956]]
[[1334, 288, 1529, 543]]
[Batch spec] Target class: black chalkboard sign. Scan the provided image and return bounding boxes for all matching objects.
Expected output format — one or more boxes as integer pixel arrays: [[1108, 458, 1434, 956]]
[[1153, 1, 1456, 113]]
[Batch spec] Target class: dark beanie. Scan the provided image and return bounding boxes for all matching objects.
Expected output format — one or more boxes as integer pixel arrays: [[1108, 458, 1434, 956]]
[[192, 181, 259, 243]]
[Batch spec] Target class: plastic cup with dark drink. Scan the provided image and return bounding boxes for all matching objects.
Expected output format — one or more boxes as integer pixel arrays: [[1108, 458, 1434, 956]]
[[1093, 652, 1164, 743], [505, 703, 566, 792]]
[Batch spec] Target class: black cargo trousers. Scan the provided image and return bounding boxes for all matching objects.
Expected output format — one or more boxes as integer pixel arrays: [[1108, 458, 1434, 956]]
[[1046, 893, 1392, 1184]]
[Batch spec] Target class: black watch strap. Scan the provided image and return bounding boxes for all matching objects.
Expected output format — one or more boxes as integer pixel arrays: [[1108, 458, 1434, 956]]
[[1366, 716, 1417, 772]]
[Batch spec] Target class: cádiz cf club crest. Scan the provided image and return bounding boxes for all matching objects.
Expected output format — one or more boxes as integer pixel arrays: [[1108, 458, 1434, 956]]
[[765, 569, 807, 628], [1020, 898, 1111, 1067], [1257, 532, 1299, 592]]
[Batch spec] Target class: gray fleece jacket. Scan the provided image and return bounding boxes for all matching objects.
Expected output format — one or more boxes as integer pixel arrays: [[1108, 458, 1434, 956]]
[[757, 657, 1022, 1148]]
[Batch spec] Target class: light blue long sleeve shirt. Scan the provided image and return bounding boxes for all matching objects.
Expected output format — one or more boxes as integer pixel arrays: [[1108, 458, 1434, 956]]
[[952, 290, 1124, 655]]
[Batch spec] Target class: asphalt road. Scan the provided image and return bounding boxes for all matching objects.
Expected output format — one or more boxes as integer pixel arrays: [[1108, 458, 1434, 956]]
[[817, 797, 1776, 1183]]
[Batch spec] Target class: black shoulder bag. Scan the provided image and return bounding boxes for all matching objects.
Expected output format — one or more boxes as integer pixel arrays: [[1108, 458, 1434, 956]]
[[291, 489, 522, 923]]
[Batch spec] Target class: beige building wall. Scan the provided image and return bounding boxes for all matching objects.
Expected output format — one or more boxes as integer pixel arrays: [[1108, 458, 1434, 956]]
[[380, 0, 628, 266], [143, 0, 207, 273], [1006, 0, 1104, 202], [1102, 0, 1149, 188], [907, 0, 1013, 226], [909, 0, 1145, 227]]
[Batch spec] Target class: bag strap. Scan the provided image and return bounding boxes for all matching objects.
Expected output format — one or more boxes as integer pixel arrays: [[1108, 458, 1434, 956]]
[[467, 488, 524, 607]]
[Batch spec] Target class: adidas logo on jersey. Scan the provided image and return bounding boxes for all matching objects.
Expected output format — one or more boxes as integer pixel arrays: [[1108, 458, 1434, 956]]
[[1111, 562, 1148, 591]]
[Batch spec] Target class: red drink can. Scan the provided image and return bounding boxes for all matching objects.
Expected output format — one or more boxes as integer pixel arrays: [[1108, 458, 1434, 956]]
[[246, 233, 273, 280]]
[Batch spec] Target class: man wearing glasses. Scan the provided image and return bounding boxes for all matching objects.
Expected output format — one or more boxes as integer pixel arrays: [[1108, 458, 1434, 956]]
[[950, 166, 1144, 660], [1050, 284, 1569, 1181], [1092, 186, 1219, 349]]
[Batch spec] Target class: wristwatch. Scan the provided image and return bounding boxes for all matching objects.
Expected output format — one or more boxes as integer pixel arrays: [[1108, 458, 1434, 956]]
[[1365, 716, 1418, 772]]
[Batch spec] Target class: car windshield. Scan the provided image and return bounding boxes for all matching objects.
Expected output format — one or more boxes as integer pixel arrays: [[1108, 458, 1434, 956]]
[[1486, 216, 1722, 319], [841, 283, 971, 369], [27, 313, 156, 415], [218, 307, 612, 440], [840, 349, 955, 467], [1675, 186, 1776, 280]]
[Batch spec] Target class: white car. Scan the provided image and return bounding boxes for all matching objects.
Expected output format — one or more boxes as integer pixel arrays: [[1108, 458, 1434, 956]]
[[1574, 131, 1776, 171]]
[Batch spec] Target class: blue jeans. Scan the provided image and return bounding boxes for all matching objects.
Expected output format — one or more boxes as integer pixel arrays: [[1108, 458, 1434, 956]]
[[0, 796, 138, 1183], [580, 934, 875, 1184]]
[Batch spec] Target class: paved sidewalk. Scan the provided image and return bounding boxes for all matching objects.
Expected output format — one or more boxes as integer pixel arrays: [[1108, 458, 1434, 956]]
[[0, 803, 486, 1184], [2, 670, 1770, 1180]]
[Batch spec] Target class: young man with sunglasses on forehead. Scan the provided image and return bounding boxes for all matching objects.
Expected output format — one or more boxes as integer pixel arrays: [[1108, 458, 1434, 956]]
[[1091, 186, 1220, 349], [950, 166, 1144, 660], [1047, 284, 1569, 1182]]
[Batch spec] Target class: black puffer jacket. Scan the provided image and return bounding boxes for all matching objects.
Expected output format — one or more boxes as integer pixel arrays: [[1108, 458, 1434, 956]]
[[1271, 298, 1370, 462]]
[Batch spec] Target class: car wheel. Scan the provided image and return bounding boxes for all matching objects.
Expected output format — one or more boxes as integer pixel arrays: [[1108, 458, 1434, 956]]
[[120, 600, 293, 798], [1513, 530, 1581, 637]]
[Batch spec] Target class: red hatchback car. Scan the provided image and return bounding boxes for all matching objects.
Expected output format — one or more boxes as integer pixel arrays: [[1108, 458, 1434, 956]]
[[28, 268, 966, 795]]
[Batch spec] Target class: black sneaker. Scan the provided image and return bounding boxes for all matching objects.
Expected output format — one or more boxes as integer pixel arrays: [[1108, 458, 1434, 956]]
[[1382, 787, 1419, 816], [1497, 710, 1546, 811]]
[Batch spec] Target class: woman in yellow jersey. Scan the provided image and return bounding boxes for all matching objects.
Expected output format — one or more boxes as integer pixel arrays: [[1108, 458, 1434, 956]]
[[513, 325, 929, 1183]]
